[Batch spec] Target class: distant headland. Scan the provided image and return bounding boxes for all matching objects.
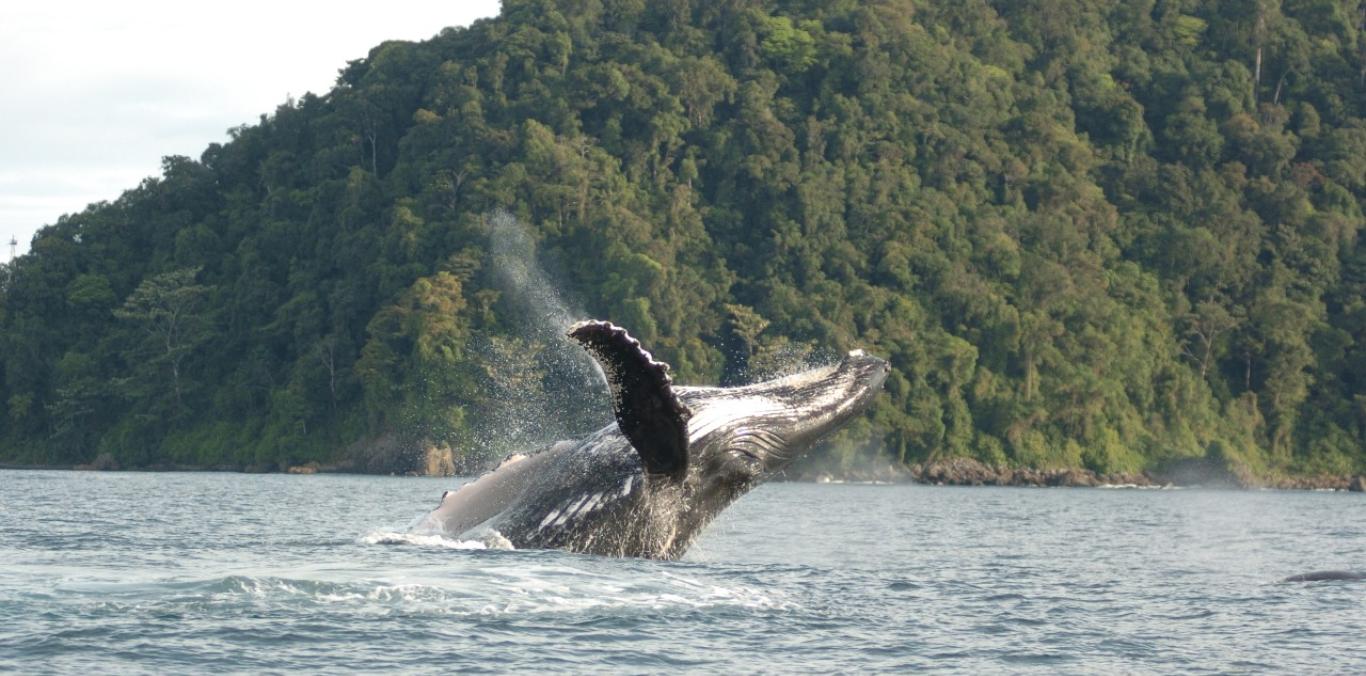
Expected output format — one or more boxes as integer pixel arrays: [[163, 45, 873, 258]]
[[3, 1, 1363, 485]]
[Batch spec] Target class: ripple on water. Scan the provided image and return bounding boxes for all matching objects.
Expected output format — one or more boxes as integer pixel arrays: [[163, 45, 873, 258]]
[[1, 473, 1364, 673]]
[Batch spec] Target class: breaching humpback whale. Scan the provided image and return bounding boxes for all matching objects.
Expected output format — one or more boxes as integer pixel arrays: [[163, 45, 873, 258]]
[[415, 320, 890, 559]]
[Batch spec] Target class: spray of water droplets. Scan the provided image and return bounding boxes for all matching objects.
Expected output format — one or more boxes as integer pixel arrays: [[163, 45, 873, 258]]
[[462, 211, 612, 464]]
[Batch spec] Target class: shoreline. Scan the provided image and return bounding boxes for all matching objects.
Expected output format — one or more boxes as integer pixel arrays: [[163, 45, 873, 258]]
[[783, 457, 1366, 492], [5, 456, 1364, 492]]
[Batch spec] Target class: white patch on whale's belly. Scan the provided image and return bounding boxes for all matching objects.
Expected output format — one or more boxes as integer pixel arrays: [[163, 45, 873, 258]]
[[540, 479, 637, 533], [538, 509, 562, 530]]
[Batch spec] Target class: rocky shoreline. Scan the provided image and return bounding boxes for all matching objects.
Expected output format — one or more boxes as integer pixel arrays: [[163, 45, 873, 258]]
[[786, 456, 1366, 492], [50, 438, 480, 477]]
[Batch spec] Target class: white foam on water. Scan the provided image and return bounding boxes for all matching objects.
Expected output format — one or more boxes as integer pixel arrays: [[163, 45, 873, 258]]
[[359, 531, 490, 550], [208, 575, 479, 610], [204, 564, 790, 620], [471, 584, 789, 616], [476, 529, 516, 550], [468, 567, 795, 616]]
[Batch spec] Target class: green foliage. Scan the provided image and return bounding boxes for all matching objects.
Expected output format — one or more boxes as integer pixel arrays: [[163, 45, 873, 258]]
[[357, 271, 472, 440], [1, 0, 1363, 478], [112, 267, 213, 422], [1173, 15, 1208, 47], [759, 16, 819, 72]]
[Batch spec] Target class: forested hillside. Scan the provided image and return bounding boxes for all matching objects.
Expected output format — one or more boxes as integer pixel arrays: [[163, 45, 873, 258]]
[[2, 0, 1363, 478]]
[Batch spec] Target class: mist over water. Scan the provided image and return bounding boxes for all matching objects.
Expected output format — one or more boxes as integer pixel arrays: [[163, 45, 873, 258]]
[[464, 211, 611, 458], [2, 470, 1363, 673]]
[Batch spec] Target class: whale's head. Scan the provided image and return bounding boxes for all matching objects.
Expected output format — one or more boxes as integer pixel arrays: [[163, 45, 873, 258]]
[[680, 349, 891, 480]]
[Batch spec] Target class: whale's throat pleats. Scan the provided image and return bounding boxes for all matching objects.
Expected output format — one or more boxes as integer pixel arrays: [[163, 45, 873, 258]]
[[569, 320, 692, 479]]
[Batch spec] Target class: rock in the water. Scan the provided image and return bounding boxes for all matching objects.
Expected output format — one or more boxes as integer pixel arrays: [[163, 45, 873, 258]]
[[420, 443, 457, 477], [1059, 468, 1098, 487], [914, 457, 1004, 485], [1350, 476, 1366, 493]]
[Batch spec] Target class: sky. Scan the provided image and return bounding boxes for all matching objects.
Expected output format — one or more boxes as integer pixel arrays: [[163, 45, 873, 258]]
[[1, 0, 502, 259]]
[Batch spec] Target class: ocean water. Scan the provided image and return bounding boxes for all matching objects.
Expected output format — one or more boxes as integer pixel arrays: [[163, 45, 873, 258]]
[[1, 470, 1363, 673]]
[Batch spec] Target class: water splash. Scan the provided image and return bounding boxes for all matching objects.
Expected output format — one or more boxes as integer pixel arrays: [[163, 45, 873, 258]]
[[486, 210, 580, 335], [463, 211, 611, 463], [733, 337, 839, 386]]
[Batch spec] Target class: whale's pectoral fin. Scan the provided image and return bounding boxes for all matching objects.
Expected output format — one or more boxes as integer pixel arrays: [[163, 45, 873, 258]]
[[569, 320, 692, 479]]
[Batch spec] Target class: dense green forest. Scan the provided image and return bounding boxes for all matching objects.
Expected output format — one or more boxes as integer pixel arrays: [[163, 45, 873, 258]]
[[2, 0, 1363, 478]]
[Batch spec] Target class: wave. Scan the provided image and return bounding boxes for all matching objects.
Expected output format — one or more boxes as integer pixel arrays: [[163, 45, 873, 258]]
[[148, 569, 793, 619]]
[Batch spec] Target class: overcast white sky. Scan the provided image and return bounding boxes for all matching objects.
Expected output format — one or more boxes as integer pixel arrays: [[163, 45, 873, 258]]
[[1, 0, 501, 258]]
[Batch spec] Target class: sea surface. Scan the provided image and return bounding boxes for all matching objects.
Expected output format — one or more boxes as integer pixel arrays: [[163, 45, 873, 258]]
[[1, 470, 1363, 673]]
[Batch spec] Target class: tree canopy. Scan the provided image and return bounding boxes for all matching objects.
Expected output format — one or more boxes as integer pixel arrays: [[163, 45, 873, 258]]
[[2, 0, 1363, 478]]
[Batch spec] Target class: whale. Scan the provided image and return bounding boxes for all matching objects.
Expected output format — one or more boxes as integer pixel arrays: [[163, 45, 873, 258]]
[[414, 320, 890, 559]]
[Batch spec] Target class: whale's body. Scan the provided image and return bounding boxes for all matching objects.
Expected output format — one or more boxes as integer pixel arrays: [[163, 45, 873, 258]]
[[416, 321, 889, 559]]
